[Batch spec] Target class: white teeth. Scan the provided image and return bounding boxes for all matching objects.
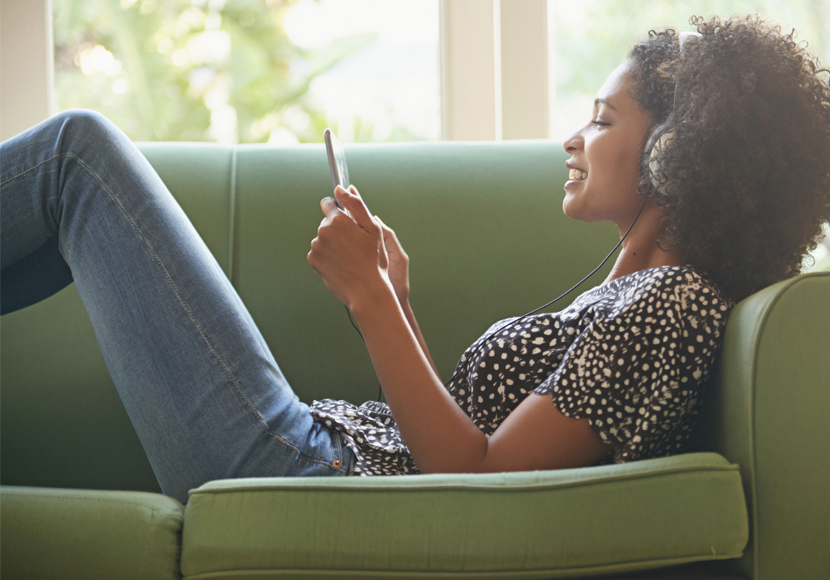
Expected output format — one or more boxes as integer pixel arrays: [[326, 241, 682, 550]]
[[568, 169, 588, 181]]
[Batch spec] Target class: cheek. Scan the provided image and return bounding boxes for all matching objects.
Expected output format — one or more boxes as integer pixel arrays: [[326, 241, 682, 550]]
[[599, 141, 643, 196], [608, 140, 641, 179]]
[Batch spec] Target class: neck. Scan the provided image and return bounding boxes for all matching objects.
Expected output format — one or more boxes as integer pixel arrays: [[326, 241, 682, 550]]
[[605, 200, 683, 283]]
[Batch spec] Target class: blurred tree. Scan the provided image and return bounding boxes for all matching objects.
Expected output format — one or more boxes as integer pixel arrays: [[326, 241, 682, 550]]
[[53, 0, 376, 143], [553, 0, 828, 105]]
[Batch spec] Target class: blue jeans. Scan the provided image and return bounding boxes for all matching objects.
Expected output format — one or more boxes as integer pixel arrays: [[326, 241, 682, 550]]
[[1, 110, 355, 503]]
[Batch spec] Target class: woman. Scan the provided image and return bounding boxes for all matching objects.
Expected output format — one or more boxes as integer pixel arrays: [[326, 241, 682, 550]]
[[2, 15, 828, 504]]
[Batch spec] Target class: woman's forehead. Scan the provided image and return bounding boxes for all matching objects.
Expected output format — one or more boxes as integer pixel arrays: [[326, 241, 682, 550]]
[[594, 60, 636, 109]]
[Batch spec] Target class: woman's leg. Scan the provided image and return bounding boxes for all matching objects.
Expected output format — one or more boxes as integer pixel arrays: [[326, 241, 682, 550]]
[[1, 110, 353, 503]]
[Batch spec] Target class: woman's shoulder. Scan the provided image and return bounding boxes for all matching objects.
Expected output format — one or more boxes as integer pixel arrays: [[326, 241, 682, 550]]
[[487, 265, 731, 338], [611, 265, 730, 301], [593, 265, 733, 326]]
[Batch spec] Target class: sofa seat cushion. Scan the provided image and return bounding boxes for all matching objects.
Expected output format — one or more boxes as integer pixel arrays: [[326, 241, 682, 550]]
[[181, 452, 747, 579], [0, 486, 183, 580]]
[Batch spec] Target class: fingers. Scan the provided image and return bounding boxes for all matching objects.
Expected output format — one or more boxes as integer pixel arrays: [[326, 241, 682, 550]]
[[375, 215, 394, 243], [335, 185, 375, 230], [375, 216, 408, 262], [376, 215, 396, 235], [375, 216, 400, 244], [320, 195, 342, 218]]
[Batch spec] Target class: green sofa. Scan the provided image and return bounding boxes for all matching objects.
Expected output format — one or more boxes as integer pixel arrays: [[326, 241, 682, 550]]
[[1, 140, 827, 579]]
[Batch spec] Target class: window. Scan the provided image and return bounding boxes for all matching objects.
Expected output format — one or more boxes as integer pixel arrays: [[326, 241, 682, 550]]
[[283, 0, 440, 143], [548, 0, 829, 141], [3, 0, 828, 268], [52, 0, 440, 143]]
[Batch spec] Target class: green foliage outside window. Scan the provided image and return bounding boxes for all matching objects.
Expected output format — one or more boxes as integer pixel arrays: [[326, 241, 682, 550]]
[[552, 0, 829, 100], [53, 0, 375, 143]]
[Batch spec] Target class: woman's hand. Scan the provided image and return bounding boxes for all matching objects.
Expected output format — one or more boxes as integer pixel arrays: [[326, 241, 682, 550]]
[[375, 215, 410, 304], [307, 185, 392, 311]]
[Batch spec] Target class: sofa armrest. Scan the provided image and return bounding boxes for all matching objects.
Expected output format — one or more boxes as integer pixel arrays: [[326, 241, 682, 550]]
[[0, 486, 183, 580], [705, 271, 830, 580]]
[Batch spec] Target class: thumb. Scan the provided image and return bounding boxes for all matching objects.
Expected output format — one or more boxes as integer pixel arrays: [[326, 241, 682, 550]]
[[335, 185, 374, 230]]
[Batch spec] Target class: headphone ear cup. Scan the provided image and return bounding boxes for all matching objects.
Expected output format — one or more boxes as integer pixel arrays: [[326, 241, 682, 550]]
[[646, 124, 674, 191]]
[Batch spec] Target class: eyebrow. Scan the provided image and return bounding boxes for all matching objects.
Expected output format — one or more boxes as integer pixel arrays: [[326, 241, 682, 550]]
[[594, 97, 617, 111]]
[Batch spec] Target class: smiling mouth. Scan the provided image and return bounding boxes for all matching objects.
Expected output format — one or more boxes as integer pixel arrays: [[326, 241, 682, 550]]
[[568, 168, 588, 181]]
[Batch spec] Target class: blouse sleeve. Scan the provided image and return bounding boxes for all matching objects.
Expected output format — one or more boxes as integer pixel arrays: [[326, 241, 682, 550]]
[[533, 273, 730, 462]]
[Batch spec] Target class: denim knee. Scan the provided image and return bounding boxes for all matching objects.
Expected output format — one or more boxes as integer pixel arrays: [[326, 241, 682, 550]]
[[50, 109, 126, 155]]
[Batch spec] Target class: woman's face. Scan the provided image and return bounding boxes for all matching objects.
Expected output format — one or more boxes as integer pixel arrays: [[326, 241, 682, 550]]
[[562, 59, 655, 227]]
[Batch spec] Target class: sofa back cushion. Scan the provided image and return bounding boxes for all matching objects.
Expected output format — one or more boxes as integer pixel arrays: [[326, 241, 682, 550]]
[[2, 140, 620, 493], [226, 141, 618, 404]]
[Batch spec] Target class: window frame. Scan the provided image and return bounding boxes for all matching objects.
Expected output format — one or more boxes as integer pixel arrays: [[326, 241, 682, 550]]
[[0, 0, 54, 141], [1, 0, 552, 142]]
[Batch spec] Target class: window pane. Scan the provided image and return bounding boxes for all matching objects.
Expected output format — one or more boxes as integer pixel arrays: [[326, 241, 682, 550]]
[[52, 0, 440, 143], [284, 0, 440, 143], [548, 0, 829, 141]]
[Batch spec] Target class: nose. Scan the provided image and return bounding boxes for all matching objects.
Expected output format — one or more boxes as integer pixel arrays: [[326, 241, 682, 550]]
[[563, 126, 583, 154]]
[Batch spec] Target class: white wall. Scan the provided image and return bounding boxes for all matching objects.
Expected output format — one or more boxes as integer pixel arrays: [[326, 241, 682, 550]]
[[440, 0, 550, 141], [498, 0, 549, 140], [1, 0, 53, 141], [439, 0, 499, 141]]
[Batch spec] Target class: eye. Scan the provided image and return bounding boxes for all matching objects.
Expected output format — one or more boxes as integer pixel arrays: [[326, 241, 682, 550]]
[[591, 120, 610, 127]]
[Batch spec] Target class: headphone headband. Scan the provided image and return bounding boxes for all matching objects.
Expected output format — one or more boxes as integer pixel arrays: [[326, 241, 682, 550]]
[[678, 31, 703, 52]]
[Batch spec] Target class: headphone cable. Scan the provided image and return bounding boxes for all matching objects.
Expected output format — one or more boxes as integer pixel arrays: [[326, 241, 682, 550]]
[[441, 195, 648, 388], [347, 195, 648, 401]]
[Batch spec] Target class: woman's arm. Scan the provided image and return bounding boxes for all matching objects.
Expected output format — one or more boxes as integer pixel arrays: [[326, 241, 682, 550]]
[[351, 289, 611, 473], [308, 187, 611, 473], [375, 214, 439, 377], [400, 298, 439, 377]]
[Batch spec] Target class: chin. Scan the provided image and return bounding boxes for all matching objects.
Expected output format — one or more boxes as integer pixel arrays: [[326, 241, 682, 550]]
[[562, 194, 578, 220], [562, 195, 591, 222]]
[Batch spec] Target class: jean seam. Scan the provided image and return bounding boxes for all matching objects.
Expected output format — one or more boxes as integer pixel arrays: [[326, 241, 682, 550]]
[[1, 153, 65, 187], [64, 153, 274, 436], [335, 431, 342, 466], [269, 430, 346, 472], [331, 430, 342, 468]]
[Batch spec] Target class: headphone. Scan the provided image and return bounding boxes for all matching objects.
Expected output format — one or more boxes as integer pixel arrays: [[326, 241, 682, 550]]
[[647, 31, 701, 192], [438, 31, 702, 393], [363, 31, 702, 401]]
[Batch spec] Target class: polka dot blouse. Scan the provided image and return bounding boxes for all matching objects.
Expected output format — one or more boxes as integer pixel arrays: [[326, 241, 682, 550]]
[[310, 266, 733, 475]]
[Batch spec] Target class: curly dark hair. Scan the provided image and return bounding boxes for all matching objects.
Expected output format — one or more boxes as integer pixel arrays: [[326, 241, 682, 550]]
[[627, 14, 830, 303]]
